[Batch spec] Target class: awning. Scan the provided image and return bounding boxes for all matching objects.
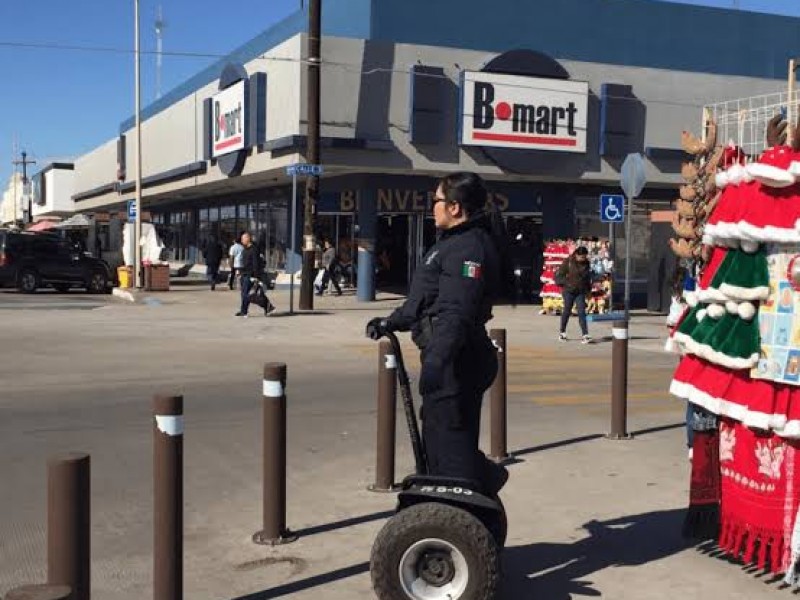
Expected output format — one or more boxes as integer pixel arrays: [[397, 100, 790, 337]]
[[54, 213, 92, 230], [27, 219, 59, 232]]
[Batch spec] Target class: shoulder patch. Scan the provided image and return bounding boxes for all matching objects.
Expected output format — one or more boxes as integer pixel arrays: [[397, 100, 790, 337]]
[[461, 261, 482, 279]]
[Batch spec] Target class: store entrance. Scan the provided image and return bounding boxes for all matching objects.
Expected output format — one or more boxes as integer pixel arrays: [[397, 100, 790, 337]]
[[376, 214, 436, 291]]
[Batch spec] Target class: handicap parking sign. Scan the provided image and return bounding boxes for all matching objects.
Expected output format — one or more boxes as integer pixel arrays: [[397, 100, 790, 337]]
[[600, 194, 625, 223]]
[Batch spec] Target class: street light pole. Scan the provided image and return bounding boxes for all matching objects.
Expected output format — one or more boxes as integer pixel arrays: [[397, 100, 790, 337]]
[[299, 0, 321, 310], [134, 0, 143, 288], [12, 150, 36, 225]]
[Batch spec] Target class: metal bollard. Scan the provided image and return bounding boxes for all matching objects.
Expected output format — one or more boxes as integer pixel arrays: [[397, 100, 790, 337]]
[[608, 320, 633, 440], [368, 340, 398, 492], [253, 363, 297, 545], [47, 453, 90, 600], [153, 394, 183, 600], [4, 584, 71, 600], [489, 329, 509, 462]]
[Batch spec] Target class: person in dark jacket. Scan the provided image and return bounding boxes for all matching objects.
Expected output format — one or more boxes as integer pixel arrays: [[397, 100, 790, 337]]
[[203, 235, 224, 291], [366, 172, 511, 495], [236, 232, 263, 317], [556, 246, 593, 343]]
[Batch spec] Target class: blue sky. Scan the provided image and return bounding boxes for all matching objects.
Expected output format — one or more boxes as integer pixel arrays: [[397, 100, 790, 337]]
[[1, 0, 799, 188]]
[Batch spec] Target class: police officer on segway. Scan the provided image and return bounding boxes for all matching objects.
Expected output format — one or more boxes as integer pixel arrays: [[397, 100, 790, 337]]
[[367, 171, 510, 497]]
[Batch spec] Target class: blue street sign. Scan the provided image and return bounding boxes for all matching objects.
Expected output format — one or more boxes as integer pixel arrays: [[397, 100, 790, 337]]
[[127, 200, 137, 222], [600, 194, 625, 223], [286, 163, 323, 177]]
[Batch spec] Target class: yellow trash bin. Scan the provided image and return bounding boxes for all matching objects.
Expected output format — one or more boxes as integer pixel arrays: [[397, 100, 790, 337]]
[[117, 266, 133, 288]]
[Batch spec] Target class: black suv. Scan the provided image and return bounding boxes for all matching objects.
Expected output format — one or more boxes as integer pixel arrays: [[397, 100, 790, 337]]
[[0, 229, 113, 293]]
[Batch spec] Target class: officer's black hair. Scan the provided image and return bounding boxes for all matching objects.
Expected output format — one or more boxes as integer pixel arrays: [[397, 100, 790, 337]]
[[575, 246, 589, 256], [438, 171, 516, 304]]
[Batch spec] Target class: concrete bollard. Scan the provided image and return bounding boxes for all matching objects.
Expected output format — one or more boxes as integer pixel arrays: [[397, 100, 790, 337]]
[[489, 329, 509, 462], [4, 584, 71, 600], [47, 453, 90, 600], [368, 340, 399, 493], [253, 363, 297, 545], [153, 394, 183, 600], [607, 320, 633, 440]]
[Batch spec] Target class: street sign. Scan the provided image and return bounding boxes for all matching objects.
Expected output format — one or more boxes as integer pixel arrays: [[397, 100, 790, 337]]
[[620, 153, 646, 200], [619, 153, 646, 321], [600, 194, 625, 223], [127, 200, 137, 222], [286, 163, 323, 177]]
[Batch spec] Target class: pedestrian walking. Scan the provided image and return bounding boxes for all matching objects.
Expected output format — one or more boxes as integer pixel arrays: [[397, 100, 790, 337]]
[[235, 232, 275, 317], [203, 235, 224, 290], [228, 235, 244, 290], [316, 239, 342, 296], [555, 246, 593, 343]]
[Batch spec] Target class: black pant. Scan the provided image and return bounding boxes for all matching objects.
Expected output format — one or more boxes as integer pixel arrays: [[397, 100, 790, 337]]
[[320, 266, 341, 294], [229, 268, 239, 290], [420, 338, 497, 485], [423, 390, 484, 481], [561, 291, 588, 335], [239, 275, 253, 314]]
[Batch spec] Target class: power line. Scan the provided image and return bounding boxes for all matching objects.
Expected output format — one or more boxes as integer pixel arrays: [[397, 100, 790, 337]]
[[0, 39, 739, 112]]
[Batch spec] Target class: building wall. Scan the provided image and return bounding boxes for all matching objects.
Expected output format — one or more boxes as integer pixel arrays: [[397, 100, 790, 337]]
[[32, 168, 75, 218], [0, 173, 23, 225], [314, 37, 783, 185]]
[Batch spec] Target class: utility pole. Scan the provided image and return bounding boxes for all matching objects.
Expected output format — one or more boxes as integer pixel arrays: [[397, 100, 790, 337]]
[[299, 0, 321, 310], [13, 150, 36, 225], [134, 0, 143, 288]]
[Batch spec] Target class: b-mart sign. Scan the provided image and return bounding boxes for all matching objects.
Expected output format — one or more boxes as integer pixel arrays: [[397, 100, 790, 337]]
[[460, 71, 588, 153], [212, 80, 245, 158]]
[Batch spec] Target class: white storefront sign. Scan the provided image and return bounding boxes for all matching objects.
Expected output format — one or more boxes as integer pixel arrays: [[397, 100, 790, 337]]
[[212, 80, 245, 158], [460, 71, 588, 153]]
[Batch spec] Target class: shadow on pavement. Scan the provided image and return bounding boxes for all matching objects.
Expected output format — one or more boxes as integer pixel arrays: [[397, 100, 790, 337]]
[[293, 509, 394, 537], [230, 561, 370, 600], [501, 508, 690, 599], [511, 422, 684, 459]]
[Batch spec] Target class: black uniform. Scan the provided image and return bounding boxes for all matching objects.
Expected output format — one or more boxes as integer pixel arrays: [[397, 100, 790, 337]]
[[386, 213, 501, 484]]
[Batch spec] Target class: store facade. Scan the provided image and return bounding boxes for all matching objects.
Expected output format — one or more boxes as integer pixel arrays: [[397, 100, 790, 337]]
[[68, 0, 799, 299]]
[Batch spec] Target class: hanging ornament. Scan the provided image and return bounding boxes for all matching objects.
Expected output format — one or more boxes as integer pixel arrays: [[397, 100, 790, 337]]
[[787, 254, 800, 291]]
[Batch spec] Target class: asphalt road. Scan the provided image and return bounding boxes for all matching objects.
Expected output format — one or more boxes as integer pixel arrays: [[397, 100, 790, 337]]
[[0, 288, 780, 599]]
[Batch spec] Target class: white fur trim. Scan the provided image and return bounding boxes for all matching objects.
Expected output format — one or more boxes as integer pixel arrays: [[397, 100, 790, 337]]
[[737, 301, 756, 320], [726, 300, 739, 314], [728, 164, 748, 186], [696, 309, 707, 322], [704, 221, 800, 245], [670, 379, 800, 439], [706, 304, 726, 319], [718, 282, 770, 302], [696, 287, 729, 303], [715, 171, 729, 188], [745, 162, 797, 187], [789, 161, 800, 177], [681, 336, 759, 369], [685, 291, 699, 307]]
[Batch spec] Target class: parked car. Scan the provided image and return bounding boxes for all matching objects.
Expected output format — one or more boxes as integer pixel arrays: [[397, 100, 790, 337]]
[[0, 229, 114, 293]]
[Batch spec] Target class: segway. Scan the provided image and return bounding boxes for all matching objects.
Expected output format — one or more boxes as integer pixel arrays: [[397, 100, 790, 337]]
[[368, 328, 507, 600]]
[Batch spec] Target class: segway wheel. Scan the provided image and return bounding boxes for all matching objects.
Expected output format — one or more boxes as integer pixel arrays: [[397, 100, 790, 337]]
[[486, 496, 507, 550], [370, 502, 499, 600]]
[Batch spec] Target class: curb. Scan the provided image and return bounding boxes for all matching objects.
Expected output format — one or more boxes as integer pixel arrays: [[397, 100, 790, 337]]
[[112, 288, 137, 303]]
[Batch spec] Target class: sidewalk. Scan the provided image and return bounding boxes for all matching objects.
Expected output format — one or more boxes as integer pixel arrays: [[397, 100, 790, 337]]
[[0, 288, 776, 599]]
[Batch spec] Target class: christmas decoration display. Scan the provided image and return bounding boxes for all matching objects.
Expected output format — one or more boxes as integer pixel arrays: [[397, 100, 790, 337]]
[[539, 239, 613, 315], [668, 110, 800, 584]]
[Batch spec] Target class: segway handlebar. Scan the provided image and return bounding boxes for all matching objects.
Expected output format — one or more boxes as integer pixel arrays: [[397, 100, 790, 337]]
[[370, 328, 429, 475]]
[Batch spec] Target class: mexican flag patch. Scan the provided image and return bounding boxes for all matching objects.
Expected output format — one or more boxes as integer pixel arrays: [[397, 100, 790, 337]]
[[462, 261, 483, 279]]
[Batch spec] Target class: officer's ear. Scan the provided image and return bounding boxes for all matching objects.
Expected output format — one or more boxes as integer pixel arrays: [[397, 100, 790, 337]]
[[448, 201, 465, 219]]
